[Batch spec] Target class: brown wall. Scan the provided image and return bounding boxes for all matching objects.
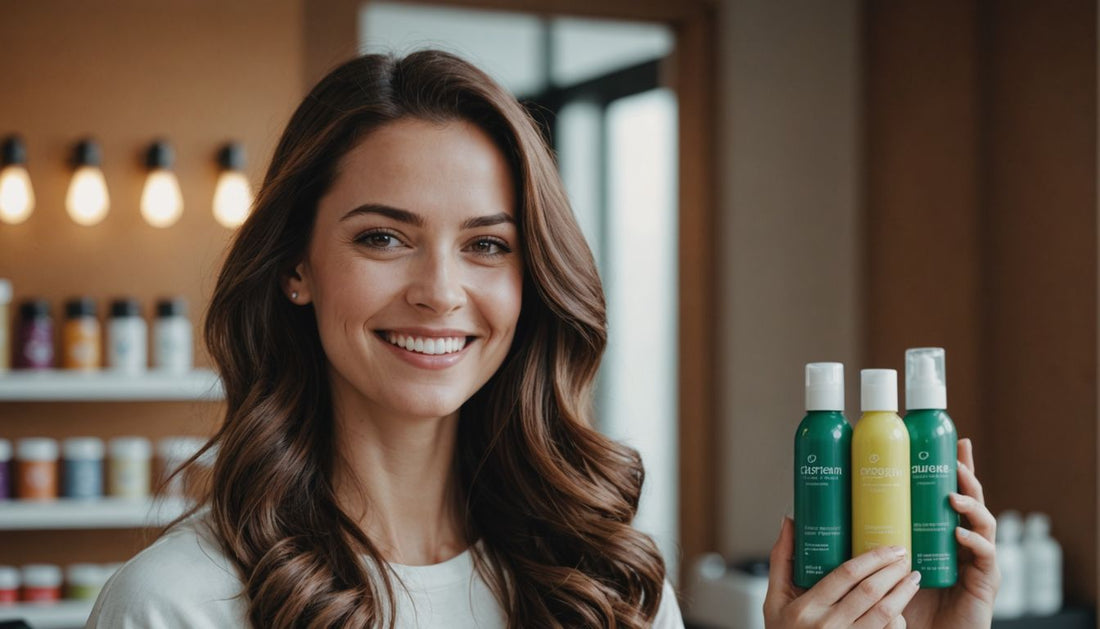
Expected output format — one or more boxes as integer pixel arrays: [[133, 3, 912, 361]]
[[0, 0, 303, 565], [866, 0, 1098, 605]]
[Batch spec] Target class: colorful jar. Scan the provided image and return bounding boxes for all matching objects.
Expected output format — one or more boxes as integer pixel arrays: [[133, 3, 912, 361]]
[[15, 299, 53, 369], [62, 437, 105, 499], [65, 564, 107, 601], [108, 436, 152, 498], [107, 298, 146, 372], [16, 438, 58, 500], [62, 297, 100, 370], [154, 298, 192, 373], [0, 439, 11, 500], [20, 564, 61, 602], [0, 279, 11, 372], [0, 566, 17, 604]]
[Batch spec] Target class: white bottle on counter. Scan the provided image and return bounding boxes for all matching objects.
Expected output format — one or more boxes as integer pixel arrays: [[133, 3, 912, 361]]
[[1023, 512, 1063, 615], [993, 510, 1026, 619]]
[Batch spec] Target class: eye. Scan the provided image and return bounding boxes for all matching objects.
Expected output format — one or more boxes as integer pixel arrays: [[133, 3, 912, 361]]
[[355, 229, 405, 249], [467, 237, 512, 257]]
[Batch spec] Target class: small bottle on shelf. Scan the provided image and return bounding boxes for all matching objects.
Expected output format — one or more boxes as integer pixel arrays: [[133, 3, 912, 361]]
[[20, 564, 61, 602], [66, 563, 108, 601], [15, 299, 53, 370], [108, 436, 152, 498], [154, 297, 192, 373], [16, 437, 58, 500], [0, 438, 11, 500], [0, 279, 11, 373], [62, 437, 105, 499], [62, 297, 101, 371], [107, 298, 147, 373], [0, 565, 18, 603]]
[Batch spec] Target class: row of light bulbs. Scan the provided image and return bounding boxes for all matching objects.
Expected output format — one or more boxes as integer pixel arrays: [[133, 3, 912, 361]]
[[0, 136, 253, 229]]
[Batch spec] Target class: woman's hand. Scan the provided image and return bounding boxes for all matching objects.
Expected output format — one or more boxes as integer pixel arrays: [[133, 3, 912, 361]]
[[902, 438, 999, 629], [764, 516, 921, 628]]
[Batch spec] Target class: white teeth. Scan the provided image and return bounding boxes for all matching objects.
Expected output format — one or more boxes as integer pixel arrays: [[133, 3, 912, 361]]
[[384, 333, 468, 356]]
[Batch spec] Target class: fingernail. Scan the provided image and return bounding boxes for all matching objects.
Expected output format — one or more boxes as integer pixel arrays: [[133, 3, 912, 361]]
[[909, 571, 922, 584], [957, 527, 970, 539], [891, 546, 908, 557]]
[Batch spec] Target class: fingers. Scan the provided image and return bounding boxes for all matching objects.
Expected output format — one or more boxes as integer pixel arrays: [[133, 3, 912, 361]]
[[958, 438, 975, 473], [810, 545, 909, 605], [956, 524, 999, 575], [764, 516, 795, 615], [949, 492, 995, 543], [833, 554, 915, 624], [957, 459, 986, 505], [851, 571, 920, 629]]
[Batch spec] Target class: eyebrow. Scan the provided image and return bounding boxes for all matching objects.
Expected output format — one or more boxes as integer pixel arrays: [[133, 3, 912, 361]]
[[339, 204, 514, 230]]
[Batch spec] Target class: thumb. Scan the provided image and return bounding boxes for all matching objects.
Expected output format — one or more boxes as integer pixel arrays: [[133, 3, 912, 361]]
[[765, 516, 795, 606]]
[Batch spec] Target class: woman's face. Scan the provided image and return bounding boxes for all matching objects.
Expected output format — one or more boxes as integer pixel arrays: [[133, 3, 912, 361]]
[[291, 118, 523, 420]]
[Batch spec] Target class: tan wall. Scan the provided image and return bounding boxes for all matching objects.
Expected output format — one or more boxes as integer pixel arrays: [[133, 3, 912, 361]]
[[0, 0, 303, 565], [716, 0, 864, 560]]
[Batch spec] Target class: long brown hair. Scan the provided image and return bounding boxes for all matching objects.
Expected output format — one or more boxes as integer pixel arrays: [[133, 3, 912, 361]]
[[194, 50, 666, 628]]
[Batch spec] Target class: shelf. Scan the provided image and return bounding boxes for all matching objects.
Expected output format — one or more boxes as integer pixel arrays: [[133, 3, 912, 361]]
[[0, 600, 93, 629], [0, 369, 223, 401], [0, 497, 189, 530]]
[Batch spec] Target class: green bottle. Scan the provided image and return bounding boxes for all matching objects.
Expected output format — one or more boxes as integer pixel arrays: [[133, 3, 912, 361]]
[[904, 347, 958, 588], [794, 362, 852, 588]]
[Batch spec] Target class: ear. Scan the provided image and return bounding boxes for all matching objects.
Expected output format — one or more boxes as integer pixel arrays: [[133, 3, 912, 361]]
[[282, 260, 313, 305]]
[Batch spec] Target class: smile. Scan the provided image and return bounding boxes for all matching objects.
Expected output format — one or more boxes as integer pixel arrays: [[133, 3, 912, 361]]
[[381, 332, 470, 356]]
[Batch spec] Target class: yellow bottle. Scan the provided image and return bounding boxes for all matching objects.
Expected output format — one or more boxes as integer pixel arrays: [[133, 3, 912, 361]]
[[852, 369, 911, 561]]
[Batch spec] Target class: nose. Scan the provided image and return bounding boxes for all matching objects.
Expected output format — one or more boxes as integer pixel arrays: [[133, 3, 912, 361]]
[[406, 248, 467, 314]]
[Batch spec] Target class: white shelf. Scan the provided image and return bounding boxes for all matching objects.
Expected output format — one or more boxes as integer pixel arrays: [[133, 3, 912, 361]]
[[0, 600, 93, 629], [0, 369, 223, 401], [0, 497, 189, 530]]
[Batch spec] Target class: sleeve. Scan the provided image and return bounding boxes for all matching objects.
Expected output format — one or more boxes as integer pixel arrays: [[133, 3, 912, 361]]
[[86, 565, 234, 629], [651, 579, 686, 629]]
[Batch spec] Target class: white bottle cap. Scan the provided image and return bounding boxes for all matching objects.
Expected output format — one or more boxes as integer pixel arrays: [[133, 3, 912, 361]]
[[109, 436, 152, 460], [0, 279, 11, 305], [0, 566, 19, 589], [0, 439, 11, 462], [861, 369, 898, 412], [1024, 512, 1052, 539], [805, 362, 844, 411], [17, 437, 59, 462], [63, 437, 105, 461], [906, 347, 947, 410], [21, 564, 62, 588], [997, 510, 1023, 543]]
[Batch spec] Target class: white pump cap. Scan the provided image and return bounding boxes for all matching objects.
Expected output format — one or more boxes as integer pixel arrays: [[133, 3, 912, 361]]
[[906, 347, 947, 410], [997, 510, 1023, 543], [1024, 512, 1052, 539], [861, 369, 898, 412], [805, 362, 844, 411]]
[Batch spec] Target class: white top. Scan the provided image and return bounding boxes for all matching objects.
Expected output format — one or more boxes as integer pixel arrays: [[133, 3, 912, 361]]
[[86, 513, 685, 629], [860, 368, 898, 412], [805, 362, 844, 411]]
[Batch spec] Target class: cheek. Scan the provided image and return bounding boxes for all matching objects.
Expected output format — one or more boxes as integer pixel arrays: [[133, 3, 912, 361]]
[[483, 267, 523, 336]]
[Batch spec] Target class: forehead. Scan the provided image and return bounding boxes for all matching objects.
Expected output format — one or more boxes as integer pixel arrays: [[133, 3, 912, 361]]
[[319, 118, 517, 223]]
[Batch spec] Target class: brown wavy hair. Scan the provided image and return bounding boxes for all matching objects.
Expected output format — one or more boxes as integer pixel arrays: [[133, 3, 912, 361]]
[[188, 50, 666, 628]]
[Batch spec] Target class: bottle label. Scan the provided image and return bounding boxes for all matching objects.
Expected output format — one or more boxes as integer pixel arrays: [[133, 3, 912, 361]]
[[794, 423, 851, 588], [908, 421, 959, 587]]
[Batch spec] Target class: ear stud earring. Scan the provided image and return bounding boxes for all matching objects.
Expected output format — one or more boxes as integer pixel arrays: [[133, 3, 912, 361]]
[[291, 291, 299, 301]]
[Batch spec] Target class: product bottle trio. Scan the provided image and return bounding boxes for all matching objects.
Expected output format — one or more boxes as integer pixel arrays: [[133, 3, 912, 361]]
[[794, 348, 958, 589]]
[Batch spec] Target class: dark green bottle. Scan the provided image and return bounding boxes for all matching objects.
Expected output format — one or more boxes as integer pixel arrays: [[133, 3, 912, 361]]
[[904, 348, 958, 588], [794, 362, 852, 588]]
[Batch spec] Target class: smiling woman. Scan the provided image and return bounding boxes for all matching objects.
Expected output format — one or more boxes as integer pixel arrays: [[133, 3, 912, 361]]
[[84, 51, 683, 629]]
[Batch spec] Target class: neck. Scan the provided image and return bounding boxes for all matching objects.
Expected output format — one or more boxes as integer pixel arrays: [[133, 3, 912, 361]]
[[329, 376, 467, 566]]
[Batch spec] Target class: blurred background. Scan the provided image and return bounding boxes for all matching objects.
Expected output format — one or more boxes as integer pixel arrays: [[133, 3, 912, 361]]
[[0, 0, 1096, 628]]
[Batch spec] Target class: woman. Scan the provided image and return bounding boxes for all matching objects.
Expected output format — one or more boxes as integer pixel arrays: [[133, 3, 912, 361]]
[[88, 51, 680, 628]]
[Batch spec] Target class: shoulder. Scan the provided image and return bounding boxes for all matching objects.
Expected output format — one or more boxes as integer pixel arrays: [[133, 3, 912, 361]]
[[652, 579, 686, 629], [86, 513, 249, 629]]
